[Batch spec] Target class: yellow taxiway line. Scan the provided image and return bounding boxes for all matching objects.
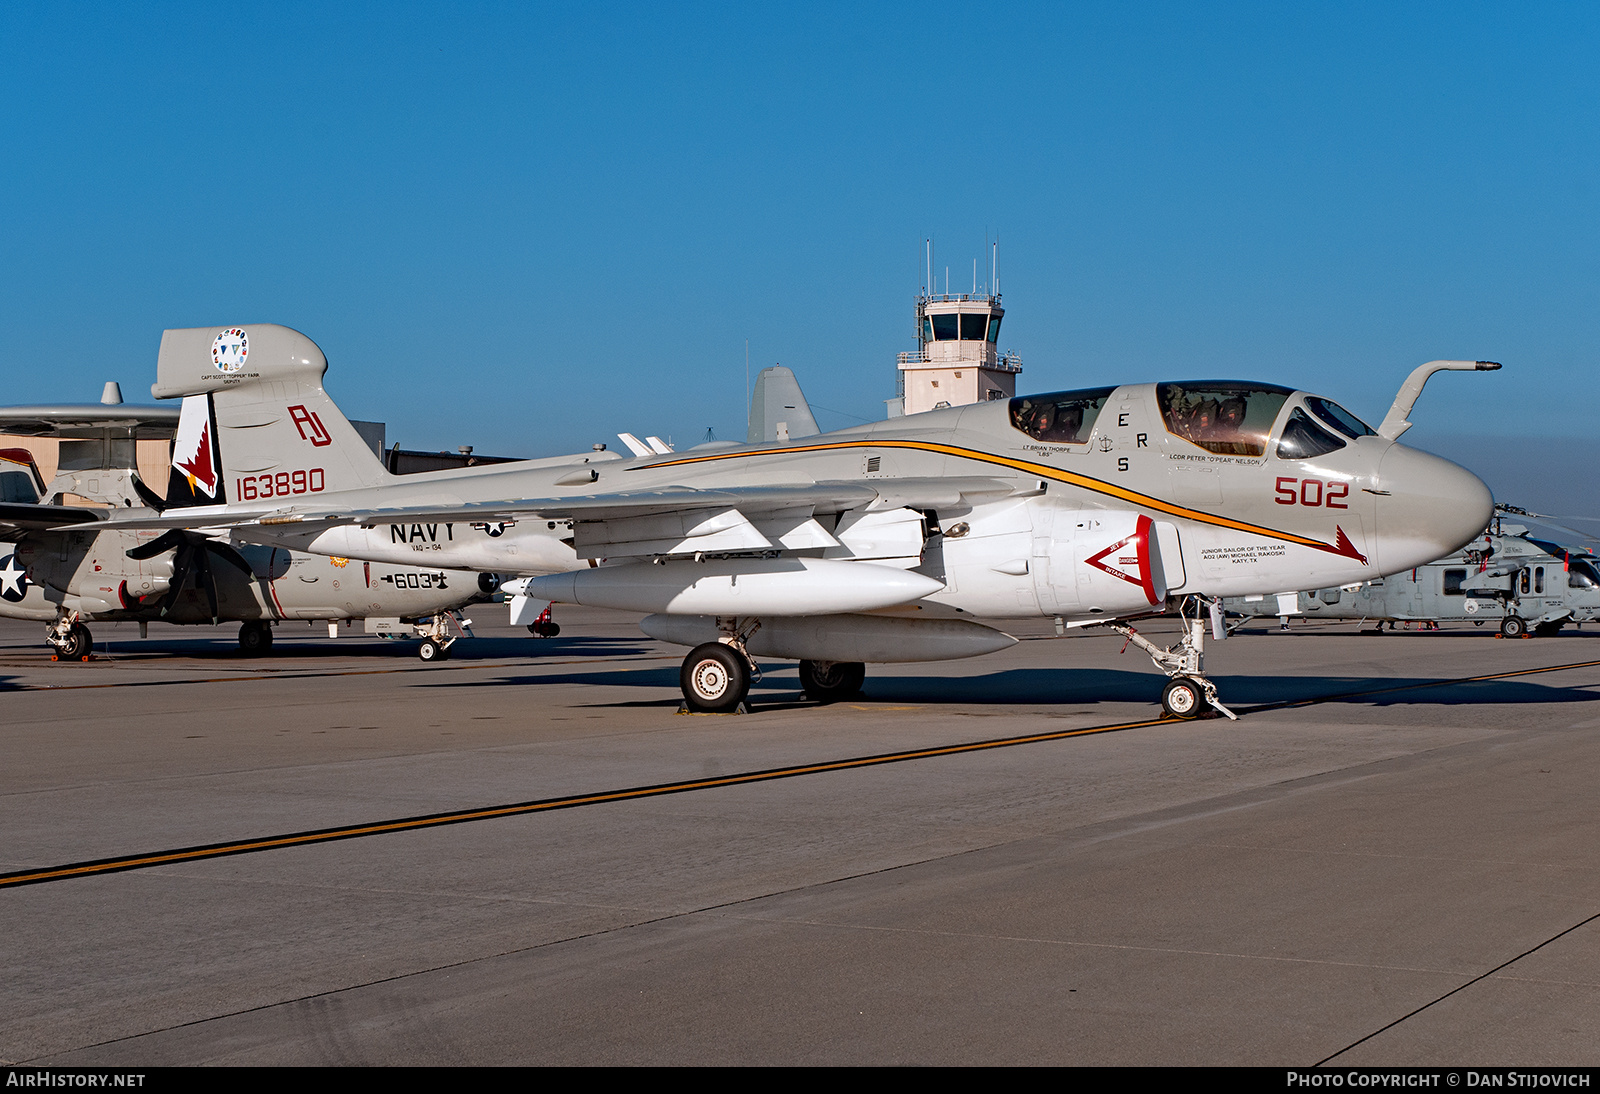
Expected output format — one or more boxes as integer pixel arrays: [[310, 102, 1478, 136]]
[[2, 657, 1596, 890]]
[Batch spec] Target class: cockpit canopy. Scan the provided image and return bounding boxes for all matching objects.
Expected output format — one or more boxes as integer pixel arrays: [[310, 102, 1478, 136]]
[[1158, 382, 1377, 460], [1157, 382, 1293, 457], [1009, 386, 1115, 444], [0, 449, 42, 504], [1009, 381, 1379, 460]]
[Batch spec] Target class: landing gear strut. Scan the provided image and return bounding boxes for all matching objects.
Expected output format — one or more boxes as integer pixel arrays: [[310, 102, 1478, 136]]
[[1104, 597, 1237, 720], [679, 617, 760, 713], [415, 610, 473, 662]]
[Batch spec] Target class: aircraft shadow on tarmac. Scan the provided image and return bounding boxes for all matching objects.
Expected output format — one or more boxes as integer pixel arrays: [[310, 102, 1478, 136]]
[[413, 664, 1600, 711], [1232, 626, 1598, 640]]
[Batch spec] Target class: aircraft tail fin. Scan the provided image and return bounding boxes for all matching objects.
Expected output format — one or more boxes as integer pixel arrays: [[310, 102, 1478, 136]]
[[747, 366, 821, 444], [152, 325, 390, 498]]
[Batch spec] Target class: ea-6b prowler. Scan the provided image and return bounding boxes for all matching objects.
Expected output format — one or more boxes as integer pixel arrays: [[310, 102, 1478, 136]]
[[108, 324, 1495, 717]]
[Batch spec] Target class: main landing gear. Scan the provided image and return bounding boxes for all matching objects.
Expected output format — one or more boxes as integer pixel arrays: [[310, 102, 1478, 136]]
[[799, 659, 865, 702], [681, 642, 750, 712], [679, 617, 762, 713], [238, 621, 274, 655], [1103, 597, 1238, 721], [46, 616, 92, 661]]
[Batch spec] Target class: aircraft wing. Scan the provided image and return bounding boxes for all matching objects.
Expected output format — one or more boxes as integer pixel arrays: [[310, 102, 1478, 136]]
[[0, 502, 105, 537], [0, 404, 181, 438], [91, 476, 1017, 559]]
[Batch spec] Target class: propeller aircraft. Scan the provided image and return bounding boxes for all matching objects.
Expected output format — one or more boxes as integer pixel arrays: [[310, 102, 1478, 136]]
[[0, 399, 498, 660]]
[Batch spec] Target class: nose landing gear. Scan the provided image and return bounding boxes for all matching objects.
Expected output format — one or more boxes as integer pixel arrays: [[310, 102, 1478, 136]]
[[1104, 598, 1238, 721], [415, 610, 473, 662], [47, 619, 92, 661]]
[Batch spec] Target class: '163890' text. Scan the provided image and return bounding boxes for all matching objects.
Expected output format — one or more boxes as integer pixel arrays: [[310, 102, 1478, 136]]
[[236, 469, 325, 500]]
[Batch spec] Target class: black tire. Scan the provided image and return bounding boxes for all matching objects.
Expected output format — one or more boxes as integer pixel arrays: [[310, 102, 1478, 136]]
[[1500, 615, 1527, 639], [419, 638, 448, 662], [1534, 622, 1564, 637], [1161, 677, 1204, 719], [58, 624, 91, 660], [680, 642, 750, 713], [799, 660, 866, 701], [238, 621, 273, 655]]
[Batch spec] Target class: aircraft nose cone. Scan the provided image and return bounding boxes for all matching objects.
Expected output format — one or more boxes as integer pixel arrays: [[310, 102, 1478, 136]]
[[1374, 444, 1493, 573]]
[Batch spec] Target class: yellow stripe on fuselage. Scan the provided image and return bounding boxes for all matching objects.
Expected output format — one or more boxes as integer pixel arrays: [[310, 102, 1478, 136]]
[[643, 438, 1348, 557]]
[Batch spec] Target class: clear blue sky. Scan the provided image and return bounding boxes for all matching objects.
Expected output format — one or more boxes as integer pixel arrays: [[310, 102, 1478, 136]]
[[2, 2, 1595, 504]]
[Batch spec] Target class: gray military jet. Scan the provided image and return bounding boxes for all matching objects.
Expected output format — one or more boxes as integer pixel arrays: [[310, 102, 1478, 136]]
[[0, 400, 495, 660], [104, 324, 1496, 717], [1225, 521, 1600, 637]]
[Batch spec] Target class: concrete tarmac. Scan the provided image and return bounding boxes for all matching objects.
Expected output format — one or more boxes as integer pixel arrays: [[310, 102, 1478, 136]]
[[0, 608, 1596, 1065]]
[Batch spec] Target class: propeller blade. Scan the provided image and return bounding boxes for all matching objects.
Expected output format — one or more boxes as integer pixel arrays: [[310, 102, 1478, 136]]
[[191, 542, 219, 623], [157, 541, 194, 617], [126, 529, 188, 561], [205, 540, 256, 577]]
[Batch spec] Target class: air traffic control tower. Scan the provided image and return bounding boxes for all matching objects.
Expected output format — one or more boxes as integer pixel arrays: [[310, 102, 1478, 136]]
[[888, 291, 1022, 417]]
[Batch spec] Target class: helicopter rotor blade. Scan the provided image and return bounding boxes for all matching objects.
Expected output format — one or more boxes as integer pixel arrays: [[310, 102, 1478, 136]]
[[1496, 504, 1600, 548]]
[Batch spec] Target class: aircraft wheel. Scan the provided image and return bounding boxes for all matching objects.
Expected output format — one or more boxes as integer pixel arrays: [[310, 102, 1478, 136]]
[[680, 642, 749, 713], [1534, 622, 1564, 637], [419, 638, 449, 662], [1161, 677, 1204, 719], [799, 660, 865, 701], [528, 622, 560, 637], [56, 624, 92, 660], [1500, 616, 1527, 639], [238, 621, 273, 655]]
